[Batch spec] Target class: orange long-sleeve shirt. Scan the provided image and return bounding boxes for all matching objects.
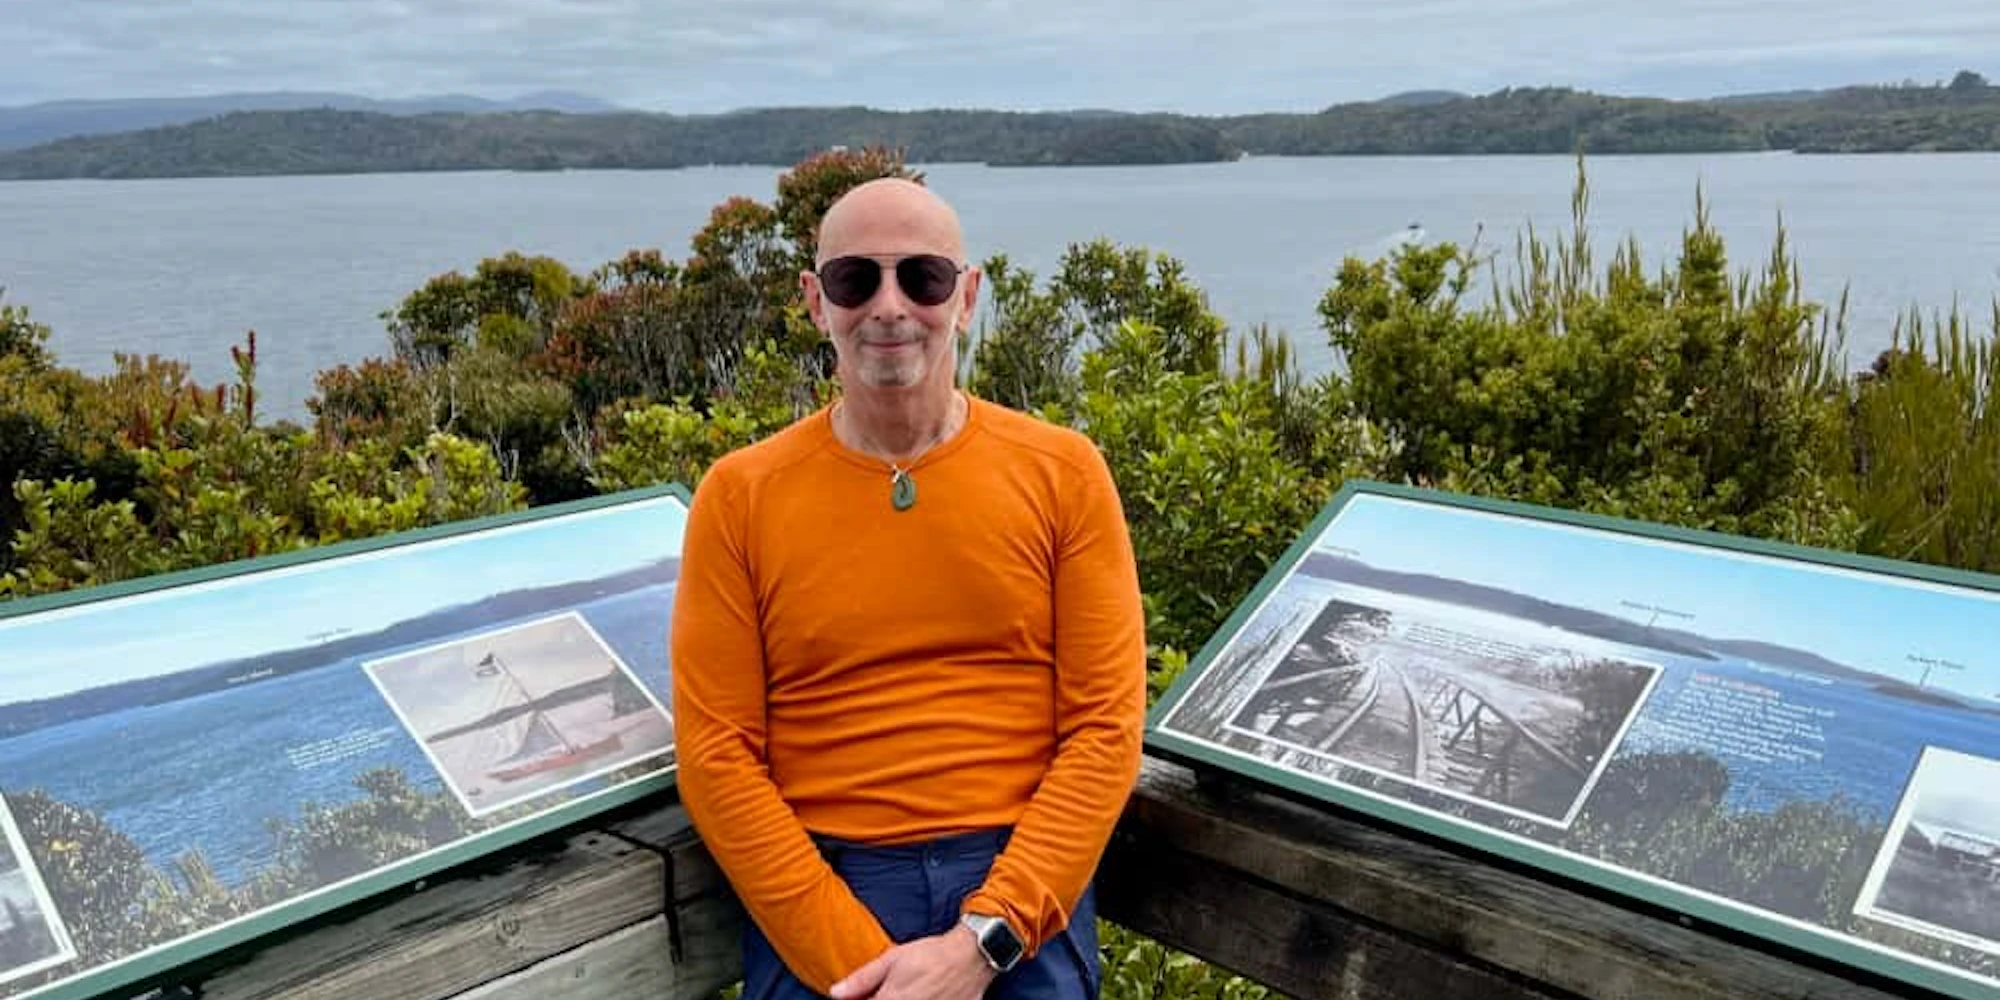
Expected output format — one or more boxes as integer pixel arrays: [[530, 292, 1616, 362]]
[[669, 394, 1146, 995]]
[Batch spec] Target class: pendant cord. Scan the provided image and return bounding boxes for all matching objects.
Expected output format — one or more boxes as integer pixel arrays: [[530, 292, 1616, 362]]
[[833, 392, 966, 471], [831, 393, 965, 512]]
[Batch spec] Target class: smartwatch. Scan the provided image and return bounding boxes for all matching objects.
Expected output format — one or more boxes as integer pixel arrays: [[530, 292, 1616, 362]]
[[960, 912, 1025, 973]]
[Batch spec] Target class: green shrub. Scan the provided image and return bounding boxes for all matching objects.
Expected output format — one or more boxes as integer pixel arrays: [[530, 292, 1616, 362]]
[[1320, 173, 1863, 550], [0, 291, 53, 369], [1829, 305, 2000, 571]]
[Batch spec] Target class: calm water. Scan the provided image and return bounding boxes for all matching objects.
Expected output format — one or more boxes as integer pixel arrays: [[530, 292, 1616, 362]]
[[1618, 657, 2000, 822], [3, 154, 1999, 422]]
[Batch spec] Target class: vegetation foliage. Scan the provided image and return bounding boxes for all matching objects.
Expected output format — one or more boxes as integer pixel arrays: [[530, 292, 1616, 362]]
[[4, 147, 1999, 998]]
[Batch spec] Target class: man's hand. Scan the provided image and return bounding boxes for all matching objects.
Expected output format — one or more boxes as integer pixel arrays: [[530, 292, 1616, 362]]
[[829, 923, 998, 1000]]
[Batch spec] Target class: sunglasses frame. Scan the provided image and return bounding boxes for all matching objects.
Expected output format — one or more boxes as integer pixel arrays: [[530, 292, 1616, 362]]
[[813, 254, 968, 309]]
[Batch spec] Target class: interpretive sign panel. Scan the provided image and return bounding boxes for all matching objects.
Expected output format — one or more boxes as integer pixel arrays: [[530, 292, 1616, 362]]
[[1148, 481, 2000, 1000], [0, 485, 688, 1000]]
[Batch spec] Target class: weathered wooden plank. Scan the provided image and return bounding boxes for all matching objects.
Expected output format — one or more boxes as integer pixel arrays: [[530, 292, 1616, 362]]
[[1098, 823, 1567, 1000], [448, 905, 740, 1000], [1106, 757, 1909, 1000], [148, 799, 729, 1000], [121, 762, 1931, 1000]]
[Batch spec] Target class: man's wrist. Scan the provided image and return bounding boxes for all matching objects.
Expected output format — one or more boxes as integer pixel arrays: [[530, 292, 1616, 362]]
[[959, 912, 1024, 973], [950, 921, 999, 979]]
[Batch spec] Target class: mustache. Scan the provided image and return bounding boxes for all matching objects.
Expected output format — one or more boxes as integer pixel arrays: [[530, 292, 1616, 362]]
[[852, 321, 929, 344]]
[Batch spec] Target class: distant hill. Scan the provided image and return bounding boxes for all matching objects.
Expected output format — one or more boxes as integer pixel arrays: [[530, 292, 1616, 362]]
[[1707, 88, 1833, 105], [1299, 552, 1719, 660], [0, 558, 676, 738], [0, 105, 1238, 179], [0, 90, 623, 150], [0, 71, 1995, 178], [1672, 637, 1869, 681], [1372, 90, 1470, 107]]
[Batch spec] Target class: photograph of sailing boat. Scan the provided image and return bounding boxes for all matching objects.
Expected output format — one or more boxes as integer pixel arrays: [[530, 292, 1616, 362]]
[[362, 611, 674, 816], [0, 796, 72, 987]]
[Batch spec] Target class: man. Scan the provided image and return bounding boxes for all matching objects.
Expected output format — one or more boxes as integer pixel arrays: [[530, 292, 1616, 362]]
[[670, 177, 1146, 1000]]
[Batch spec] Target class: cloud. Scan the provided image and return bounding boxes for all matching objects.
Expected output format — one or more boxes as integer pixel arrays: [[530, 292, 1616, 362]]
[[1, 0, 1993, 112]]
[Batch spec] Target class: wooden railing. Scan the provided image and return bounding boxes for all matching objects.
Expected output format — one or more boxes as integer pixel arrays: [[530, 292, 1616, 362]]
[[126, 759, 1918, 1000], [1425, 676, 1588, 801]]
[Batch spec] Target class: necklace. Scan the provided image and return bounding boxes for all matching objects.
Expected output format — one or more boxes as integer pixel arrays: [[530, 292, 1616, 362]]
[[889, 464, 919, 511], [835, 394, 965, 512]]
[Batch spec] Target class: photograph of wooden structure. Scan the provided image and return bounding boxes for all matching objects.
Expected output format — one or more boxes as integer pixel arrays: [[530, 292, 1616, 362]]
[[1220, 596, 1656, 826], [1856, 746, 2000, 957]]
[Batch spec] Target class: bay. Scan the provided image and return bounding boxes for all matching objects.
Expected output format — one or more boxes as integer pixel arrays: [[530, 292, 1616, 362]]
[[2, 153, 1998, 423]]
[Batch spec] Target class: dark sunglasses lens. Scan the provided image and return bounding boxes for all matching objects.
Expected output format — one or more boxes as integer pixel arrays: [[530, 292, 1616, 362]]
[[819, 257, 881, 308], [896, 255, 960, 305]]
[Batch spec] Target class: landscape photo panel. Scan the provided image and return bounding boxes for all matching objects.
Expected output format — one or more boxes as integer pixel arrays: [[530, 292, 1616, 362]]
[[0, 797, 72, 988], [1855, 747, 2000, 955], [1150, 484, 2000, 1000], [0, 487, 687, 1000]]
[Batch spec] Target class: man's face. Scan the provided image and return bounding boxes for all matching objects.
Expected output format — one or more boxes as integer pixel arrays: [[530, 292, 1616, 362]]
[[804, 183, 979, 392]]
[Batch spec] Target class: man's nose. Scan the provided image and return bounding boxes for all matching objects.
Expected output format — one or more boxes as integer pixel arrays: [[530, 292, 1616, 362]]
[[864, 265, 911, 318]]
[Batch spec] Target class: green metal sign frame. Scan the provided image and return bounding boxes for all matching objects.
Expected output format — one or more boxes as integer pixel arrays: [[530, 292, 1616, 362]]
[[0, 483, 689, 1000], [1148, 480, 2000, 1000]]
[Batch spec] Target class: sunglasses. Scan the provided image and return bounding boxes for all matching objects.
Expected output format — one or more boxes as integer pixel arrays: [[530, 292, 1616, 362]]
[[814, 254, 966, 309]]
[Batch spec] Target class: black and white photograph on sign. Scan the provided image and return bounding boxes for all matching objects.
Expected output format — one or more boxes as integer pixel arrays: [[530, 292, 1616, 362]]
[[1855, 747, 2000, 955], [0, 797, 73, 987], [1219, 595, 1659, 827], [363, 611, 674, 817]]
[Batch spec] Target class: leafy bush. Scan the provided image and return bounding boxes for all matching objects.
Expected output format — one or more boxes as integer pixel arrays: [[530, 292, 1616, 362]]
[[6, 789, 192, 965], [0, 291, 53, 369], [244, 767, 471, 907], [590, 341, 831, 493], [1829, 305, 2000, 572], [967, 239, 1231, 412], [1053, 319, 1358, 659], [1319, 172, 1862, 549], [384, 252, 583, 369]]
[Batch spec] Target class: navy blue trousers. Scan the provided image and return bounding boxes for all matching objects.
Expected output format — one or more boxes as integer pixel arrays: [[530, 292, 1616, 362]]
[[740, 828, 1101, 1000]]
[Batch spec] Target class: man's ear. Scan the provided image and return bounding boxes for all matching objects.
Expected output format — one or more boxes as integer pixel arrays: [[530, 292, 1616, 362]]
[[801, 270, 827, 332], [957, 266, 982, 332]]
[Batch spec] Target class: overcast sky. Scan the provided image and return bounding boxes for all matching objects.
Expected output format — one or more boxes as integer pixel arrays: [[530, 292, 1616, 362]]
[[2, 0, 1995, 113]]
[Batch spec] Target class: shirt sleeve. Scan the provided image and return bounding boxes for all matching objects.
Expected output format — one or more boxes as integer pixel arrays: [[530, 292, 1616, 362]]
[[961, 439, 1147, 955], [670, 464, 894, 994]]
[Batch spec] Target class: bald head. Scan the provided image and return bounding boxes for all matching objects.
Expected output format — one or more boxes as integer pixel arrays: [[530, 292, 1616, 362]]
[[815, 178, 966, 267]]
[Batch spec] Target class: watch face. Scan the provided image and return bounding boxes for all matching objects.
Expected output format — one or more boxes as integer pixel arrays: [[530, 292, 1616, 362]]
[[980, 919, 1024, 969]]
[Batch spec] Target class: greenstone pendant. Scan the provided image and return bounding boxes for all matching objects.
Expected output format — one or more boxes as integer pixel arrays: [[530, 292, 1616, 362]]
[[890, 468, 917, 511]]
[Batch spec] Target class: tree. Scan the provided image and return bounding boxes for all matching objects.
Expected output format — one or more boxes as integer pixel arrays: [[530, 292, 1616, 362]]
[[0, 291, 53, 369], [383, 253, 583, 369], [1948, 70, 1990, 93], [773, 145, 921, 272]]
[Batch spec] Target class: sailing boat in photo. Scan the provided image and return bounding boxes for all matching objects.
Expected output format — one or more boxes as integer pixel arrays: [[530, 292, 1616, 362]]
[[471, 651, 624, 783]]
